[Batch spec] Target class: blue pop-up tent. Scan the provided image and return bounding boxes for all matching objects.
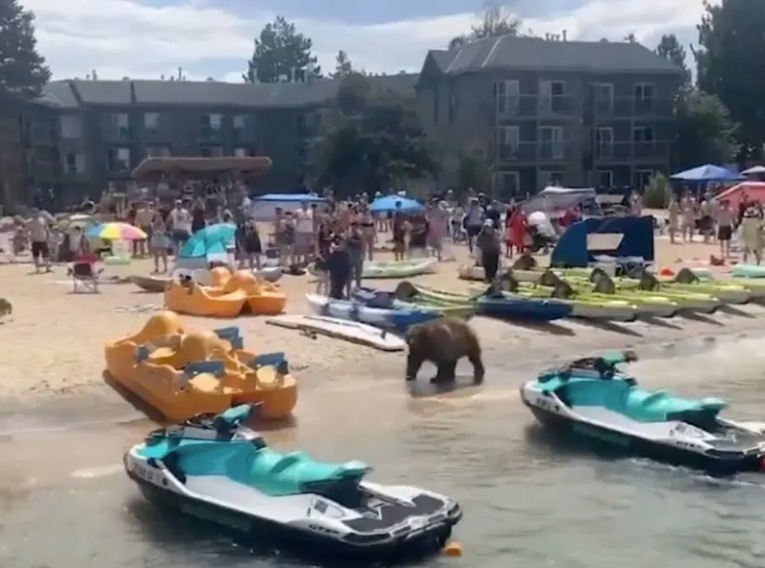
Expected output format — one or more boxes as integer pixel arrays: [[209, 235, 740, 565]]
[[670, 164, 744, 182], [176, 223, 236, 270], [551, 216, 654, 268], [369, 195, 424, 213], [250, 193, 326, 220]]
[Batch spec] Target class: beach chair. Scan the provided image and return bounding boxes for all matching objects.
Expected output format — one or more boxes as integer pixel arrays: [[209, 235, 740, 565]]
[[70, 253, 102, 293]]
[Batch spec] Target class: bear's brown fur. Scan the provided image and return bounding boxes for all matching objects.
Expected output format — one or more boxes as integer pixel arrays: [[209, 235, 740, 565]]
[[405, 317, 484, 384]]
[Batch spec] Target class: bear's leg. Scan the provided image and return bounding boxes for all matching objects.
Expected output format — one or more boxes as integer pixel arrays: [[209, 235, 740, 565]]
[[405, 353, 424, 381], [431, 360, 457, 383], [468, 350, 485, 384]]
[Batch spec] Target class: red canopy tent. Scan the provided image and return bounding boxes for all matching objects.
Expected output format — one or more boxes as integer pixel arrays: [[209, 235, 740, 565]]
[[716, 181, 765, 208]]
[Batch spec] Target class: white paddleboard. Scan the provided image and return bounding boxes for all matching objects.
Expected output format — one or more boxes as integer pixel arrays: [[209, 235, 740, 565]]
[[266, 314, 406, 352]]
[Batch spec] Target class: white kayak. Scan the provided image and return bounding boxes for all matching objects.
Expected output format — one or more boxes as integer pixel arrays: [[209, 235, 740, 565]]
[[305, 293, 436, 331], [265, 314, 406, 351], [362, 259, 437, 279]]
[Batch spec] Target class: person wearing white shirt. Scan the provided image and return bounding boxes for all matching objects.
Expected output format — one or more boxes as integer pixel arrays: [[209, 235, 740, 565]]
[[168, 200, 192, 256]]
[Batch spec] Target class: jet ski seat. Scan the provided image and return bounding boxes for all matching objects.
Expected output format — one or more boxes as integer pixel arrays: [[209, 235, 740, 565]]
[[237, 448, 370, 496], [622, 389, 726, 422]]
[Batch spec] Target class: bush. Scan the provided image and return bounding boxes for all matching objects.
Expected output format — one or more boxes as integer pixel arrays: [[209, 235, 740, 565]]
[[642, 173, 672, 209]]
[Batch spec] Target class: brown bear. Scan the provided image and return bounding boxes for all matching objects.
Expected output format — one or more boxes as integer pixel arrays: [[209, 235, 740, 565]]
[[405, 317, 484, 384]]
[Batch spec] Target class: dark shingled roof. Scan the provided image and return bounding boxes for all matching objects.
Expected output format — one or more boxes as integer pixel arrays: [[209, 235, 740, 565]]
[[426, 36, 683, 74], [36, 74, 419, 109]]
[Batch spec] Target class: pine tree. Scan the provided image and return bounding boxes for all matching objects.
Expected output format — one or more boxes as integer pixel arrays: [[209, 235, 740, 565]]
[[0, 0, 50, 100]]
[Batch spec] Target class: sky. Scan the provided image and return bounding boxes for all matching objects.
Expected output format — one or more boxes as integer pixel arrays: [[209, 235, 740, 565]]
[[22, 0, 714, 82]]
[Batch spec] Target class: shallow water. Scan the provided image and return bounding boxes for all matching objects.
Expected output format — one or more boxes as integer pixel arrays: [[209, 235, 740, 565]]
[[2, 335, 765, 568]]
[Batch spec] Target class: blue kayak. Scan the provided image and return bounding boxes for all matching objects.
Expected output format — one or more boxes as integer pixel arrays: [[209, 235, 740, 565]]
[[306, 294, 440, 331], [476, 296, 572, 322]]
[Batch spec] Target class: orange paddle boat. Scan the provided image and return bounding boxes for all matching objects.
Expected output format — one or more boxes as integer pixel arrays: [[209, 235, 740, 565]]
[[104, 311, 297, 422], [164, 268, 286, 318]]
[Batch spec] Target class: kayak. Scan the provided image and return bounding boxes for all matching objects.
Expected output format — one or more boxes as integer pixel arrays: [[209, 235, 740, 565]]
[[362, 259, 437, 279], [732, 264, 765, 278], [305, 293, 440, 331], [466, 285, 639, 322], [350, 287, 474, 320], [412, 284, 572, 321], [512, 269, 718, 313]]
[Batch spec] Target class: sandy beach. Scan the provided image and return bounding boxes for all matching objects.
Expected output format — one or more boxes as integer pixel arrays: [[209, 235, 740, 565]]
[[0, 235, 760, 401]]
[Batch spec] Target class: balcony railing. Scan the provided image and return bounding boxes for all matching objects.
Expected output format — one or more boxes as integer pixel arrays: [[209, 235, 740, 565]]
[[593, 141, 670, 161], [590, 96, 674, 118], [198, 124, 223, 141], [101, 125, 131, 142], [496, 94, 576, 117], [496, 141, 572, 162]]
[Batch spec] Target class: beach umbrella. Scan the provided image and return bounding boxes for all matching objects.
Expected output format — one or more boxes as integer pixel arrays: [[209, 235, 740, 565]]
[[180, 223, 236, 259], [669, 164, 744, 182], [87, 222, 147, 240], [369, 195, 424, 213], [741, 165, 765, 175]]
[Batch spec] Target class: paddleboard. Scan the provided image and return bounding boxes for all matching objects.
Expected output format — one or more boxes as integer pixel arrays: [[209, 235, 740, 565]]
[[266, 314, 406, 352]]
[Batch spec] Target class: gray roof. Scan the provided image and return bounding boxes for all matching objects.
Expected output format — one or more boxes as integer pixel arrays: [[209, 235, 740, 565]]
[[35, 73, 419, 109], [426, 36, 683, 74]]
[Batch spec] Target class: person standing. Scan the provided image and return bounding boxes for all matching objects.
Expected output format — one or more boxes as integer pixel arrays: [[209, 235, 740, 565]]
[[236, 217, 262, 270], [150, 209, 169, 273], [27, 208, 52, 273], [391, 204, 407, 261], [717, 200, 734, 258], [168, 200, 192, 257], [464, 198, 484, 253], [345, 223, 365, 296], [668, 196, 680, 244], [476, 219, 501, 282], [326, 238, 351, 299]]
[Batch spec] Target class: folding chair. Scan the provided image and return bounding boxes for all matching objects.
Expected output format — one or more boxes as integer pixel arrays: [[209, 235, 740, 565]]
[[70, 253, 102, 293]]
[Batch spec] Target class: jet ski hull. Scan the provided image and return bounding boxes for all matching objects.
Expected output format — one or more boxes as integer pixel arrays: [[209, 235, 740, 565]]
[[124, 450, 461, 560], [521, 385, 765, 476]]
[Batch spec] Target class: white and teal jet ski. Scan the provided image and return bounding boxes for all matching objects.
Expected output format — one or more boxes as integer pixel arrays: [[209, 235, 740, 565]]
[[124, 405, 461, 559], [521, 351, 765, 475]]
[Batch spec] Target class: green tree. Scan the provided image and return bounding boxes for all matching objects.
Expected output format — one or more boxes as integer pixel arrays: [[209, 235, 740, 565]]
[[655, 33, 691, 86], [0, 0, 50, 100], [696, 0, 765, 159], [305, 75, 438, 195], [623, 33, 638, 43], [333, 50, 353, 77], [653, 34, 740, 169], [448, 2, 522, 49], [673, 89, 740, 169], [450, 149, 492, 197], [243, 16, 321, 83]]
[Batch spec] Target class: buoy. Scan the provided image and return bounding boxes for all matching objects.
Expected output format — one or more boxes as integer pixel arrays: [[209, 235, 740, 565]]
[[659, 267, 674, 277], [444, 541, 463, 557]]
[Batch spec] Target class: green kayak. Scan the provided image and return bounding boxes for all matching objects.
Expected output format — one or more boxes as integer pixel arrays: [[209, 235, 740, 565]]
[[397, 299, 475, 320]]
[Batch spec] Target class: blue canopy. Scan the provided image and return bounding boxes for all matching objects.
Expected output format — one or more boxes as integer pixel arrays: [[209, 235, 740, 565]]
[[670, 164, 744, 182], [369, 195, 424, 213], [253, 193, 325, 202], [180, 223, 235, 259]]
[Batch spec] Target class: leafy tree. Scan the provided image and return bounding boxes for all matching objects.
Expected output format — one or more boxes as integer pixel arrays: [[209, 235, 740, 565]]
[[243, 16, 321, 83], [673, 90, 740, 169], [653, 34, 740, 169], [696, 0, 765, 159], [450, 149, 492, 198], [305, 75, 438, 195], [448, 2, 522, 49], [333, 50, 353, 77], [655, 33, 691, 86], [623, 33, 638, 43], [0, 0, 50, 100]]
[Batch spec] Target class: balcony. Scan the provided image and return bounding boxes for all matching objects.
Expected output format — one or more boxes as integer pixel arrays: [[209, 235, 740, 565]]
[[590, 96, 674, 118], [594, 142, 633, 160], [101, 125, 131, 143], [496, 141, 571, 163], [634, 141, 669, 160], [30, 123, 57, 145], [198, 124, 224, 142], [496, 94, 576, 117]]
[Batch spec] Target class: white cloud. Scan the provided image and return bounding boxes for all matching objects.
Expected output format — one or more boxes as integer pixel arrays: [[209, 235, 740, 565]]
[[23, 0, 711, 80]]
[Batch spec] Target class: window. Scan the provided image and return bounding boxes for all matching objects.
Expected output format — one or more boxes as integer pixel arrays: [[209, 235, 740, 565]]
[[633, 126, 655, 143], [60, 115, 82, 139], [146, 146, 170, 158], [633, 169, 654, 190], [233, 147, 249, 157], [539, 170, 563, 186], [107, 147, 130, 172], [496, 126, 520, 160], [595, 170, 613, 188], [233, 115, 246, 129], [538, 126, 565, 159], [200, 146, 224, 157], [144, 112, 160, 129], [495, 171, 520, 198], [64, 152, 86, 174], [201, 113, 223, 129], [594, 127, 614, 157], [115, 113, 129, 128], [591, 83, 613, 113], [539, 80, 566, 112], [494, 80, 519, 114], [634, 83, 654, 112]]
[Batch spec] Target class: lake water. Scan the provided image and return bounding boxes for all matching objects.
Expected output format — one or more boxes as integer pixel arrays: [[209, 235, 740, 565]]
[[2, 335, 765, 568]]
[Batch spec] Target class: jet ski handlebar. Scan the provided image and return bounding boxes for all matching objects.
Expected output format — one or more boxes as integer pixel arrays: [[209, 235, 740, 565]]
[[561, 350, 638, 380]]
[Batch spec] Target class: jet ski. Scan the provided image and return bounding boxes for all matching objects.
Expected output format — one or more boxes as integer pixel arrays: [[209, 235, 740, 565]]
[[124, 404, 461, 559], [521, 351, 765, 475]]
